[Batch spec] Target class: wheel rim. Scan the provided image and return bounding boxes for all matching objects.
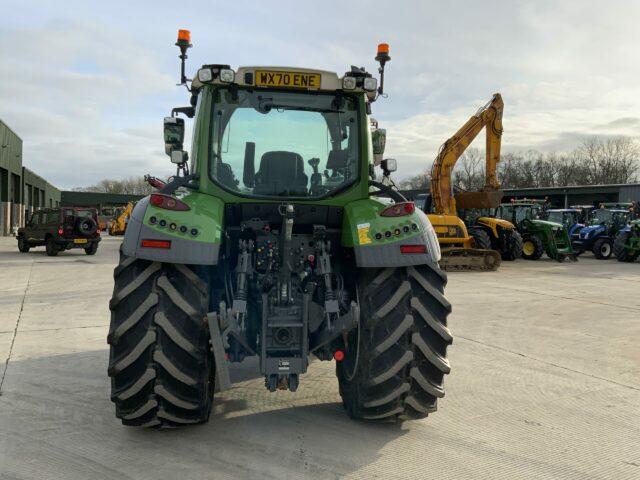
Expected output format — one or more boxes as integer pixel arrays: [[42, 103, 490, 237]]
[[523, 241, 535, 256], [601, 243, 611, 257]]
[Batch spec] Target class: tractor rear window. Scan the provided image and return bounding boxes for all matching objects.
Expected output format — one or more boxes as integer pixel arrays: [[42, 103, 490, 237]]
[[209, 88, 360, 198]]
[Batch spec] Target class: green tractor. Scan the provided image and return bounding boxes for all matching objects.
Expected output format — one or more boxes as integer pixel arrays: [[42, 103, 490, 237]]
[[107, 32, 452, 427], [494, 200, 577, 262], [614, 219, 640, 262]]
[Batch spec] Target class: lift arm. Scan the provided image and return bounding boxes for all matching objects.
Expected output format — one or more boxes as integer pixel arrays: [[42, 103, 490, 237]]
[[430, 93, 504, 215]]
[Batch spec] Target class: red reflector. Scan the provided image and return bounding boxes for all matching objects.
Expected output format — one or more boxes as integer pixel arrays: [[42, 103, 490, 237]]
[[400, 244, 426, 254], [150, 194, 164, 206], [141, 239, 172, 249], [380, 202, 416, 217], [333, 350, 345, 361]]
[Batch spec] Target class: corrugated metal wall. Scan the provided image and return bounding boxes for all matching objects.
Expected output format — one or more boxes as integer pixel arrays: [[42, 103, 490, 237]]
[[619, 184, 640, 203]]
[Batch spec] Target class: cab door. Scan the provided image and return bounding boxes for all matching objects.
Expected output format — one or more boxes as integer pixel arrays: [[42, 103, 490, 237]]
[[27, 211, 42, 243], [43, 209, 59, 240]]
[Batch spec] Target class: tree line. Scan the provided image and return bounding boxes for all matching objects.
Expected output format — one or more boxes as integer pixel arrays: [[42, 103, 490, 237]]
[[74, 137, 639, 194], [73, 176, 156, 195], [399, 136, 640, 191]]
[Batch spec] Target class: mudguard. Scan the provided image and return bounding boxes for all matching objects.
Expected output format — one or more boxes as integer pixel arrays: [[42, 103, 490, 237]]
[[121, 192, 223, 265], [341, 198, 441, 267]]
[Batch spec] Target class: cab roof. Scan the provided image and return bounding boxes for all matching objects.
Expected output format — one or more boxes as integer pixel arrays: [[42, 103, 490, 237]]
[[192, 65, 375, 96]]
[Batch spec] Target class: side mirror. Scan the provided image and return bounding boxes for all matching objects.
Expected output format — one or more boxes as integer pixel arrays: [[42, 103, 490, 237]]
[[171, 150, 188, 164], [371, 128, 386, 165], [164, 117, 185, 156], [381, 158, 397, 176]]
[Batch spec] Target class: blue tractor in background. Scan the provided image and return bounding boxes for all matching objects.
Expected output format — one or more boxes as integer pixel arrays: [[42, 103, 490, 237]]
[[570, 203, 634, 259]]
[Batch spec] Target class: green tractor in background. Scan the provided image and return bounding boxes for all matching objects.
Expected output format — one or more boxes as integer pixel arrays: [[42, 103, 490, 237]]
[[614, 219, 640, 262], [494, 200, 577, 262], [107, 32, 452, 427]]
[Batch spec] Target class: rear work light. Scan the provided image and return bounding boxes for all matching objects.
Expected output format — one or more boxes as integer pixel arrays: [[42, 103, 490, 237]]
[[400, 244, 426, 254], [380, 202, 416, 217], [149, 194, 190, 211], [141, 239, 172, 249]]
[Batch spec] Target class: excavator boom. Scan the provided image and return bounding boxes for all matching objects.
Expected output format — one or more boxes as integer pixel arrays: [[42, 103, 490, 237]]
[[431, 93, 504, 213]]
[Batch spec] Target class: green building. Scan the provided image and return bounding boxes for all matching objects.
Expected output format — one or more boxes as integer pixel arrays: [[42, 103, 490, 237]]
[[1, 118, 60, 236]]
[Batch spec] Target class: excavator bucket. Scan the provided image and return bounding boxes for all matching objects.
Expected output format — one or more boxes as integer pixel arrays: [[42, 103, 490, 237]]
[[455, 190, 503, 209]]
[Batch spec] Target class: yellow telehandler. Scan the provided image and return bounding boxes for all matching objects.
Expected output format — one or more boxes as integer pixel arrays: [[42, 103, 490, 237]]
[[108, 202, 134, 236]]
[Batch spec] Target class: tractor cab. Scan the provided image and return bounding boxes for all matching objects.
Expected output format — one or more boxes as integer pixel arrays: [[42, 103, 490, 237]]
[[588, 208, 631, 228], [546, 209, 582, 236]]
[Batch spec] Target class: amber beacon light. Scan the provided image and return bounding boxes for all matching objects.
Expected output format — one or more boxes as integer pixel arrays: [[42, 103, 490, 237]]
[[175, 29, 192, 85], [374, 42, 391, 96]]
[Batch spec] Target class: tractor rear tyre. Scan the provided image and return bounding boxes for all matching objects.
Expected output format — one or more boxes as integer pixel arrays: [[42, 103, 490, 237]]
[[502, 230, 523, 260], [522, 235, 544, 260], [614, 232, 638, 263], [107, 250, 214, 427], [45, 237, 58, 256], [470, 228, 492, 250], [17, 236, 30, 253], [337, 264, 452, 421], [593, 238, 612, 259]]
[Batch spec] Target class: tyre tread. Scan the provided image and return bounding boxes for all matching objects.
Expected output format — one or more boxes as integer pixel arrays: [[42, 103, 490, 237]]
[[337, 263, 451, 422]]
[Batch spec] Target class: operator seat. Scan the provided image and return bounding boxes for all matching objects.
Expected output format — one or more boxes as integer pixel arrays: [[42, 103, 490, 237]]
[[254, 151, 308, 195]]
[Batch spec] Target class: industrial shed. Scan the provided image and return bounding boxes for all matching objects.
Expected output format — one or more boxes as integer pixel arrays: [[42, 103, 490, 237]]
[[60, 191, 144, 210], [1, 118, 60, 235], [401, 183, 640, 209], [502, 183, 640, 207]]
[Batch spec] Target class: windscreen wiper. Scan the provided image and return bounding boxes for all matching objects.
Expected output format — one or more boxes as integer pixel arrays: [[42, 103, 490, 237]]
[[259, 105, 345, 114]]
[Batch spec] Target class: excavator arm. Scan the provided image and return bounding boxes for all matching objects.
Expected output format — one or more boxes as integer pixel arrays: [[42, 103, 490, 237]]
[[430, 93, 504, 215]]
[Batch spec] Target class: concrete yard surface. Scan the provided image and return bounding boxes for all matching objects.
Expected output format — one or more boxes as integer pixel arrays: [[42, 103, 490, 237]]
[[0, 236, 639, 479]]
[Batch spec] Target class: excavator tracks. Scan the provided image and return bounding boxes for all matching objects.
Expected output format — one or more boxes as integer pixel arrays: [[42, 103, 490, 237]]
[[438, 248, 502, 272]]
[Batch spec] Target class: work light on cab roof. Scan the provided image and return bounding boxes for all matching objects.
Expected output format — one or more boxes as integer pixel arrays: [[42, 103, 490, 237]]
[[175, 29, 391, 101]]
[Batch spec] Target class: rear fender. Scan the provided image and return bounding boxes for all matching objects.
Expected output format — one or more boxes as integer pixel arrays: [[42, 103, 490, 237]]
[[341, 198, 441, 267], [122, 192, 223, 265]]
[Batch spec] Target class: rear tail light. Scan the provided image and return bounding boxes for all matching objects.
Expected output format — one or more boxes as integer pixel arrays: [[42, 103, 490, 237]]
[[400, 244, 426, 254], [141, 239, 172, 249], [57, 228, 63, 235], [150, 194, 190, 211], [380, 202, 415, 217]]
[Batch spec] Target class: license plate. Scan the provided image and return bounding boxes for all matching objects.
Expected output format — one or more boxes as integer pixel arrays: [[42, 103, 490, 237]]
[[74, 238, 88, 244], [255, 70, 321, 89]]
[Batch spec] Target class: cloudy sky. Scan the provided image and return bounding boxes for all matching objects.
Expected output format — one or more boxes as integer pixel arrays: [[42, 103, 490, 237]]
[[2, 0, 639, 189]]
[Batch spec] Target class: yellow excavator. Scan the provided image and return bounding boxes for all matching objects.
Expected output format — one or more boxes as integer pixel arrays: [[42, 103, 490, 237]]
[[428, 93, 520, 271], [108, 202, 134, 236]]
